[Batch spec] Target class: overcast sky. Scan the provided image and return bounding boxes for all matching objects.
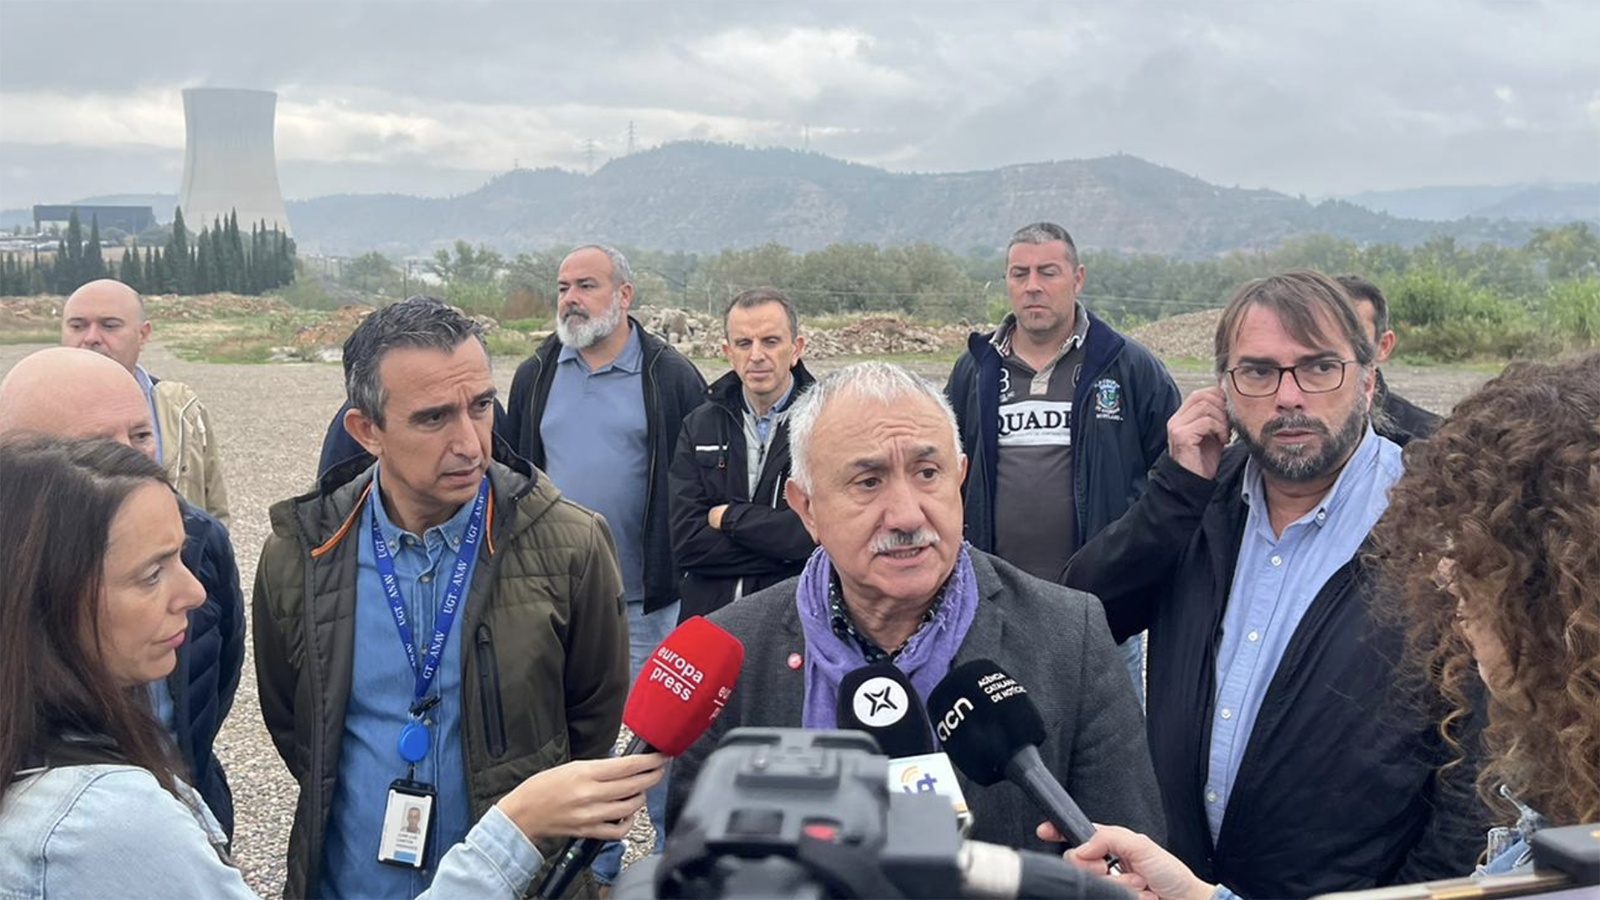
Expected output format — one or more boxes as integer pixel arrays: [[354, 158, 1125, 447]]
[[1, 0, 1596, 207]]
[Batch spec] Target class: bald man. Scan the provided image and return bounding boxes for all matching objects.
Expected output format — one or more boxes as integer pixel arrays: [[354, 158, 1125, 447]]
[[0, 347, 246, 840], [62, 278, 231, 526]]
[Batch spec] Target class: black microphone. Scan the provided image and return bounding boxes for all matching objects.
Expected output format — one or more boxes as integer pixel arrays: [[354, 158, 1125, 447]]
[[927, 659, 1121, 871], [835, 662, 934, 756], [836, 662, 974, 833]]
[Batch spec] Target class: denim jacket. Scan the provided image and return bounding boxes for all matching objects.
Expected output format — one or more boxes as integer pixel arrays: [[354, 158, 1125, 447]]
[[0, 764, 544, 899]]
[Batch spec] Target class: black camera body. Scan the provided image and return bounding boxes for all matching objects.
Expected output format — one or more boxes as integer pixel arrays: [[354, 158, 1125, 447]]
[[614, 727, 1128, 899]]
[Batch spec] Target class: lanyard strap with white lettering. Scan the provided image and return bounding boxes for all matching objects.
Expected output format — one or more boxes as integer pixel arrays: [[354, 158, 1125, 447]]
[[372, 476, 488, 765]]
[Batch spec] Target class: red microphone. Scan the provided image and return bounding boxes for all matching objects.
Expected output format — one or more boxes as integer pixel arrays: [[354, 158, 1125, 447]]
[[534, 616, 743, 898]]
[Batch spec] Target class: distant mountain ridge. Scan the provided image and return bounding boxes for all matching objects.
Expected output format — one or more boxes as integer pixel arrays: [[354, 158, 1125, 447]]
[[1340, 183, 1600, 223], [5, 143, 1594, 258], [280, 143, 1569, 258]]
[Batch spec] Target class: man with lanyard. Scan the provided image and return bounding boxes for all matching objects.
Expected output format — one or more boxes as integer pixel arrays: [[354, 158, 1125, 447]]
[[253, 296, 630, 899], [669, 288, 818, 621]]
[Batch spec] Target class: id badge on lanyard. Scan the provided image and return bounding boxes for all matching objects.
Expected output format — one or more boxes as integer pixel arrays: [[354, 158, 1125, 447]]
[[371, 476, 488, 868]]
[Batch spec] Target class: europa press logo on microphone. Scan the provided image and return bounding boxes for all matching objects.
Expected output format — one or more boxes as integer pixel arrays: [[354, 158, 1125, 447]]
[[647, 646, 706, 702], [851, 676, 909, 728]]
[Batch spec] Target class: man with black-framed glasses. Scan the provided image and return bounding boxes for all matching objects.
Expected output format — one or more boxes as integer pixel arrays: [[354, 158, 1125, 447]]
[[1061, 271, 1484, 899]]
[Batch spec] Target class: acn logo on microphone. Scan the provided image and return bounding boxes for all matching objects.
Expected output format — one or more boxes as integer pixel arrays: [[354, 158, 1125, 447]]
[[851, 676, 908, 728], [935, 696, 973, 741], [647, 646, 706, 702]]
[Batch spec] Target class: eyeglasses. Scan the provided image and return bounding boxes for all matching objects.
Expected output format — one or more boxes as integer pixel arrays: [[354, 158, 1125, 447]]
[[1226, 359, 1355, 398]]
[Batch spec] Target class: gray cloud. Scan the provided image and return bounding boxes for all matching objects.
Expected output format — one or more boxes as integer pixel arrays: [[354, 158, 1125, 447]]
[[1, 0, 1595, 208]]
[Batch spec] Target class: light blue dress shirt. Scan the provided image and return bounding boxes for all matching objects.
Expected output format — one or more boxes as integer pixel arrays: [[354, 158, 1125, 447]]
[[541, 324, 649, 605], [319, 470, 481, 900], [1204, 428, 1402, 842], [134, 364, 163, 467]]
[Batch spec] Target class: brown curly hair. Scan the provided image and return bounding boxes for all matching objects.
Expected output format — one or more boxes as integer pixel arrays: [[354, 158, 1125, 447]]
[[1370, 351, 1600, 828]]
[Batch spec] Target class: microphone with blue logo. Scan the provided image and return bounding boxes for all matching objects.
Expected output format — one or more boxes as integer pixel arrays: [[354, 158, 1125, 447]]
[[835, 662, 973, 834]]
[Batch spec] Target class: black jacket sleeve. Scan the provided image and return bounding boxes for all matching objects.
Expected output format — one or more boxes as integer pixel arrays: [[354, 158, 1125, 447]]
[[203, 525, 247, 739], [1061, 453, 1215, 641], [667, 422, 784, 576], [719, 500, 814, 562]]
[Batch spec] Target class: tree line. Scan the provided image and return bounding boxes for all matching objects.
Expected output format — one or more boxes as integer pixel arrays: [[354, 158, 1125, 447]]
[[339, 224, 1599, 359], [0, 207, 297, 297]]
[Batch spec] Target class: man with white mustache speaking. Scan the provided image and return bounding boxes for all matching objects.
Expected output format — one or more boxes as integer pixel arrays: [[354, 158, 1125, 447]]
[[664, 361, 1165, 853]]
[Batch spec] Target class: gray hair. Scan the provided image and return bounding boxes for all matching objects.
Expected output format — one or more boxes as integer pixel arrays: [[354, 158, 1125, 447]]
[[569, 243, 633, 289], [787, 361, 962, 493], [724, 287, 800, 341], [1007, 222, 1080, 269], [342, 295, 487, 427]]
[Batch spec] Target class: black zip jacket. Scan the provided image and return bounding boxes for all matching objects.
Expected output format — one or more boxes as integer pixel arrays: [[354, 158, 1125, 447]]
[[668, 362, 818, 621], [1375, 370, 1443, 448], [506, 318, 707, 614], [1062, 447, 1485, 898], [946, 309, 1180, 555]]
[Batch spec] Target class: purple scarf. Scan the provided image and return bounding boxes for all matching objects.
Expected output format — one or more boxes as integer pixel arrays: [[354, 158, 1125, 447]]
[[796, 542, 979, 730]]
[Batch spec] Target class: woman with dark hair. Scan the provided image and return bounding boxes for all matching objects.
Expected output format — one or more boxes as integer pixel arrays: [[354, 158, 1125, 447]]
[[1042, 352, 1600, 900], [0, 436, 664, 898]]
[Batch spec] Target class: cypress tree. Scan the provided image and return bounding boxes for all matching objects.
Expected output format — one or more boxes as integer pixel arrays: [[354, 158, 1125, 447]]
[[84, 216, 106, 282], [119, 244, 143, 290], [168, 207, 192, 294]]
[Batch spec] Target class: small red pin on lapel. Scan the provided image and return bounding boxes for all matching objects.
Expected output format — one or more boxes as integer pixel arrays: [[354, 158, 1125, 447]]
[[787, 652, 803, 670]]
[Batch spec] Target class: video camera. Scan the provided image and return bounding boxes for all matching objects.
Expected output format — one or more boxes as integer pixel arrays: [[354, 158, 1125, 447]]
[[612, 727, 1130, 899]]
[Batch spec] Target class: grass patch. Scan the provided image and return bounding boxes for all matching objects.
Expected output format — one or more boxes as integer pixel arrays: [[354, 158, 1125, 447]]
[[484, 332, 536, 357], [160, 311, 329, 364], [1162, 355, 1215, 372], [0, 330, 58, 345], [271, 278, 342, 311], [500, 317, 552, 333]]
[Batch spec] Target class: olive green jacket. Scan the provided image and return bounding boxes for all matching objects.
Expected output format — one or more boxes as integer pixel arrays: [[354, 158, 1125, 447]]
[[251, 450, 629, 898], [152, 378, 230, 527]]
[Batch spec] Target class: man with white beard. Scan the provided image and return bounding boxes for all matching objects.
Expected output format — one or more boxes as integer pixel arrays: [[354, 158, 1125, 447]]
[[504, 243, 705, 885]]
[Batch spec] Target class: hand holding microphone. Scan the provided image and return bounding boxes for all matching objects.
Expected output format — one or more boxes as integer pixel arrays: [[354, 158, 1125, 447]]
[[497, 753, 668, 842], [1042, 821, 1215, 900], [534, 615, 745, 899]]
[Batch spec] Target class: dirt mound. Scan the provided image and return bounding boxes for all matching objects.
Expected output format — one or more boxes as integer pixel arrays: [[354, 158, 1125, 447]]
[[636, 307, 979, 359], [1127, 308, 1224, 360]]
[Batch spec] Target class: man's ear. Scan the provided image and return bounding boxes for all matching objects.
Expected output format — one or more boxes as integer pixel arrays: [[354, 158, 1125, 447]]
[[136, 319, 152, 350], [343, 405, 385, 458], [786, 477, 820, 542], [792, 334, 806, 361], [1377, 329, 1396, 364], [617, 281, 634, 313]]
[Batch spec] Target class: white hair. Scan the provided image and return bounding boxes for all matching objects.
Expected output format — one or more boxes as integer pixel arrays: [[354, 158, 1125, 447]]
[[787, 361, 962, 493]]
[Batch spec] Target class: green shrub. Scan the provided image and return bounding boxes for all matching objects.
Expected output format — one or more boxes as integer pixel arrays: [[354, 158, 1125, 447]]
[[1545, 277, 1600, 347], [444, 281, 505, 318]]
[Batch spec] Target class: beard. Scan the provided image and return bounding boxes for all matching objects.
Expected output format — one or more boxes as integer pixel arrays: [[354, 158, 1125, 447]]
[[1229, 393, 1369, 482], [555, 292, 626, 349]]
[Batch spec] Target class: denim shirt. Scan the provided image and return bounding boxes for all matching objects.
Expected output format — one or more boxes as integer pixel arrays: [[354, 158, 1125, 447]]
[[320, 472, 481, 900], [0, 764, 542, 899]]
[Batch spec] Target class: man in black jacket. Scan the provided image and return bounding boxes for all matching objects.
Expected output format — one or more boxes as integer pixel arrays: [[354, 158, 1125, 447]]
[[669, 288, 817, 621], [0, 347, 245, 841], [503, 243, 705, 884], [947, 222, 1180, 699], [1336, 275, 1443, 446], [1062, 271, 1482, 898]]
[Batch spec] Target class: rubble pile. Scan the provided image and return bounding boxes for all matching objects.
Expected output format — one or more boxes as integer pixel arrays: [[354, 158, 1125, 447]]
[[636, 307, 981, 359], [1127, 307, 1225, 360]]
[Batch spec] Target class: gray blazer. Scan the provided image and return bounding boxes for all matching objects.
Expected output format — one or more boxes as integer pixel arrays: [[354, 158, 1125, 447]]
[[666, 548, 1166, 853]]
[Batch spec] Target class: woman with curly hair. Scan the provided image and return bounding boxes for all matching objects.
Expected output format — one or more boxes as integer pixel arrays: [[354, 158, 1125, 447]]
[[1370, 350, 1600, 873], [1044, 351, 1600, 900]]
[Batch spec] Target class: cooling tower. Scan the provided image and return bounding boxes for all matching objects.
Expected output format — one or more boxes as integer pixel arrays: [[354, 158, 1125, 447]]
[[177, 87, 292, 235]]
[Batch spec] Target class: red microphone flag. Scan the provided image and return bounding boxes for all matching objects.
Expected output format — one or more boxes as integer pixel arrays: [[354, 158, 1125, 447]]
[[622, 615, 744, 756]]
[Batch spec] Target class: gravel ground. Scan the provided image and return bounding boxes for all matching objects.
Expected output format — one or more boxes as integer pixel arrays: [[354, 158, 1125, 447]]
[[0, 340, 1494, 896]]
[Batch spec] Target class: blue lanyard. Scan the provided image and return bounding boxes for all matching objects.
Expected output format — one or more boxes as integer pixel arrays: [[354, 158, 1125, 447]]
[[372, 476, 489, 716]]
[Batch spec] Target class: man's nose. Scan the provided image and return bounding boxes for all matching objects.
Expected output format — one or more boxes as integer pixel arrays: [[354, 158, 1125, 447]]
[[879, 476, 927, 532], [1275, 368, 1309, 409]]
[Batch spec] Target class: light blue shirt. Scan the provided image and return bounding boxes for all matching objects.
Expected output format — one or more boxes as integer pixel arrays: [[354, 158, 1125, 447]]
[[319, 470, 481, 900], [542, 324, 649, 604], [134, 364, 162, 463], [744, 376, 796, 446], [1204, 428, 1402, 842], [1, 764, 542, 899]]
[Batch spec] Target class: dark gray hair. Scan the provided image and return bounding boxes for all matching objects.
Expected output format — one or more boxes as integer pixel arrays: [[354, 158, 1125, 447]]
[[568, 243, 633, 289], [787, 361, 960, 493], [723, 287, 800, 341], [342, 296, 487, 427], [1336, 274, 1390, 337], [1214, 270, 1377, 377], [1007, 222, 1080, 269]]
